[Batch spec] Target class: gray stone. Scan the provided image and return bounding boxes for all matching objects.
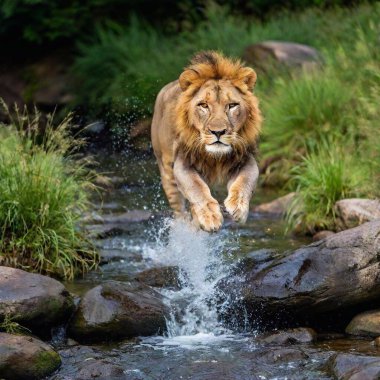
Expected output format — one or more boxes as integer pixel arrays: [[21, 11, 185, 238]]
[[243, 41, 321, 72], [0, 267, 75, 336], [0, 332, 61, 380], [75, 360, 126, 380], [68, 281, 169, 343], [329, 353, 380, 380], [219, 220, 380, 330], [335, 198, 380, 230], [257, 327, 317, 345]]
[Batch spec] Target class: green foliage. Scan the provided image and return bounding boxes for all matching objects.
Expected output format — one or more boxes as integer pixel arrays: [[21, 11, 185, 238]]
[[286, 140, 368, 233], [261, 72, 354, 157], [0, 101, 100, 279], [0, 314, 31, 335]]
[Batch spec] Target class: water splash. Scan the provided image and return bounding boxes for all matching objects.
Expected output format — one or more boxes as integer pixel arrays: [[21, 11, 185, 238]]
[[142, 218, 232, 338]]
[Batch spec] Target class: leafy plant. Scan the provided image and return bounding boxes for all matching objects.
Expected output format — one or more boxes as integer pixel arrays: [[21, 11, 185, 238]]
[[285, 140, 368, 233], [0, 100, 100, 279]]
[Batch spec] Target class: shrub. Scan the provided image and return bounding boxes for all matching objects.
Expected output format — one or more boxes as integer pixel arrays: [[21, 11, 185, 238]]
[[261, 72, 354, 157], [0, 102, 99, 279], [285, 140, 368, 233]]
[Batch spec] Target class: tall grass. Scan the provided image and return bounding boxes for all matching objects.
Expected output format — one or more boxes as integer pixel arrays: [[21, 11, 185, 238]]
[[286, 140, 368, 233], [0, 102, 99, 279]]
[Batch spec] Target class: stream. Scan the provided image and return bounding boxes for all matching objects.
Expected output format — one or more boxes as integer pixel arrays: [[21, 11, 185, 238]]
[[52, 152, 380, 380]]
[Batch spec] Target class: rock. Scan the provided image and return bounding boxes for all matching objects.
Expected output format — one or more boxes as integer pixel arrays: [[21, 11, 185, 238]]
[[243, 41, 321, 73], [0, 332, 61, 380], [253, 193, 295, 215], [219, 220, 380, 330], [257, 327, 317, 345], [75, 360, 126, 380], [373, 336, 380, 347], [346, 310, 380, 337], [255, 347, 308, 364], [68, 281, 169, 343], [135, 266, 186, 290], [335, 199, 380, 230], [312, 230, 335, 241], [101, 210, 152, 224], [0, 267, 75, 336], [329, 353, 380, 380]]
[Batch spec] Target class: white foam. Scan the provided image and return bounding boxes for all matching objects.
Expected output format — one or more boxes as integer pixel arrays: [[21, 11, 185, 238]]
[[142, 218, 231, 338]]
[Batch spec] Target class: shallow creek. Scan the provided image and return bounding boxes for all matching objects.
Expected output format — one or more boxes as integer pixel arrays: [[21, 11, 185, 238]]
[[52, 153, 380, 379]]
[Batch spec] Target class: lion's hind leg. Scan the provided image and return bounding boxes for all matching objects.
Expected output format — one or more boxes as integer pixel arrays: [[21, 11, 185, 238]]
[[159, 160, 185, 218]]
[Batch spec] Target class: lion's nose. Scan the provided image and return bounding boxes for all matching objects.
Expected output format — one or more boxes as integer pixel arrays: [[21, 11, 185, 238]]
[[210, 129, 226, 139]]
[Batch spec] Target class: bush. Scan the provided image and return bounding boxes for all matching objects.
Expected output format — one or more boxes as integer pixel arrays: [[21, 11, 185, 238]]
[[285, 140, 369, 233], [0, 102, 99, 279], [261, 72, 354, 157]]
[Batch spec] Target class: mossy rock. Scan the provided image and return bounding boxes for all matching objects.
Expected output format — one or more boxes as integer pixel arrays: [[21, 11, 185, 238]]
[[0, 332, 61, 379]]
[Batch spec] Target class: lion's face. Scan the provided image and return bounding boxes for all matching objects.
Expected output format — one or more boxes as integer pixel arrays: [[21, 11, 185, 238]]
[[187, 80, 249, 155]]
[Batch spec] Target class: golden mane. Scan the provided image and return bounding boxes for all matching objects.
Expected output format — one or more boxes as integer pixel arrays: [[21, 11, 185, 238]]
[[174, 51, 262, 182]]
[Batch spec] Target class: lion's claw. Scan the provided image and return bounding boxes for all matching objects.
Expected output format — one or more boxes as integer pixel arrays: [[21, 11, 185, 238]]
[[191, 201, 223, 232], [224, 193, 249, 223]]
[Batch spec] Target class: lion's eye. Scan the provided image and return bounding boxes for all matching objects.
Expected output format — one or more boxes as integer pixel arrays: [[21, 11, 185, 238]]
[[228, 103, 239, 109], [198, 102, 209, 109]]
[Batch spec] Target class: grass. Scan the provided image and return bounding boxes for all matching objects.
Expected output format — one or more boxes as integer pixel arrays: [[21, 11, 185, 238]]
[[0, 314, 31, 335], [285, 140, 369, 233], [0, 101, 100, 279]]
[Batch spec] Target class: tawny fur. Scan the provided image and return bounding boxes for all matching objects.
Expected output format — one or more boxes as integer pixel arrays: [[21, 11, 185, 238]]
[[151, 51, 262, 231]]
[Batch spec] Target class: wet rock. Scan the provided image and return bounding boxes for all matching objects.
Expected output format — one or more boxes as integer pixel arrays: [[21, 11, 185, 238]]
[[0, 332, 61, 380], [0, 267, 75, 336], [329, 353, 380, 380], [335, 198, 380, 230], [75, 360, 126, 380], [101, 210, 152, 224], [243, 41, 321, 73], [256, 347, 308, 364], [253, 193, 295, 215], [219, 220, 380, 330], [135, 266, 185, 290], [257, 327, 317, 345], [346, 310, 380, 337], [312, 230, 335, 241], [68, 281, 169, 343]]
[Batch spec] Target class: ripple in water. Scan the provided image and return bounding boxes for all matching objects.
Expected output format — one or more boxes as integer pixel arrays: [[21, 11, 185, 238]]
[[142, 218, 234, 346]]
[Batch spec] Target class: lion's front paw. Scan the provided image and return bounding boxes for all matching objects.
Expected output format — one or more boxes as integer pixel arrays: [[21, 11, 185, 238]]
[[191, 201, 223, 232], [224, 193, 249, 223]]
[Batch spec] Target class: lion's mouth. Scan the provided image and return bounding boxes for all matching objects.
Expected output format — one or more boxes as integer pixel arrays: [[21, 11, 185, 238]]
[[211, 141, 229, 146]]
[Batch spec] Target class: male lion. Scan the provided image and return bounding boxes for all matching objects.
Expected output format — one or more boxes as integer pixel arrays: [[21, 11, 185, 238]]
[[151, 51, 262, 232]]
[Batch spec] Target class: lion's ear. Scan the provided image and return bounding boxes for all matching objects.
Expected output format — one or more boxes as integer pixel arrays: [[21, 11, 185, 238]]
[[179, 69, 199, 91], [239, 67, 257, 91]]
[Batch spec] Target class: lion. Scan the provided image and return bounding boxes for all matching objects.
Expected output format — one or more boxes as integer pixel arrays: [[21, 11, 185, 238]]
[[151, 51, 262, 232]]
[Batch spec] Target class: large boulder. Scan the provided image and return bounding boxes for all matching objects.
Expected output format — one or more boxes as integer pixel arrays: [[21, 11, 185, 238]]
[[219, 220, 380, 330], [335, 198, 380, 230], [329, 353, 380, 380], [68, 281, 169, 343], [243, 41, 321, 73], [0, 267, 75, 336], [0, 333, 61, 380], [346, 309, 380, 337]]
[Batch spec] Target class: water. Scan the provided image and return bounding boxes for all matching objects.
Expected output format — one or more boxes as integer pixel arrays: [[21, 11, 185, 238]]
[[54, 154, 380, 379]]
